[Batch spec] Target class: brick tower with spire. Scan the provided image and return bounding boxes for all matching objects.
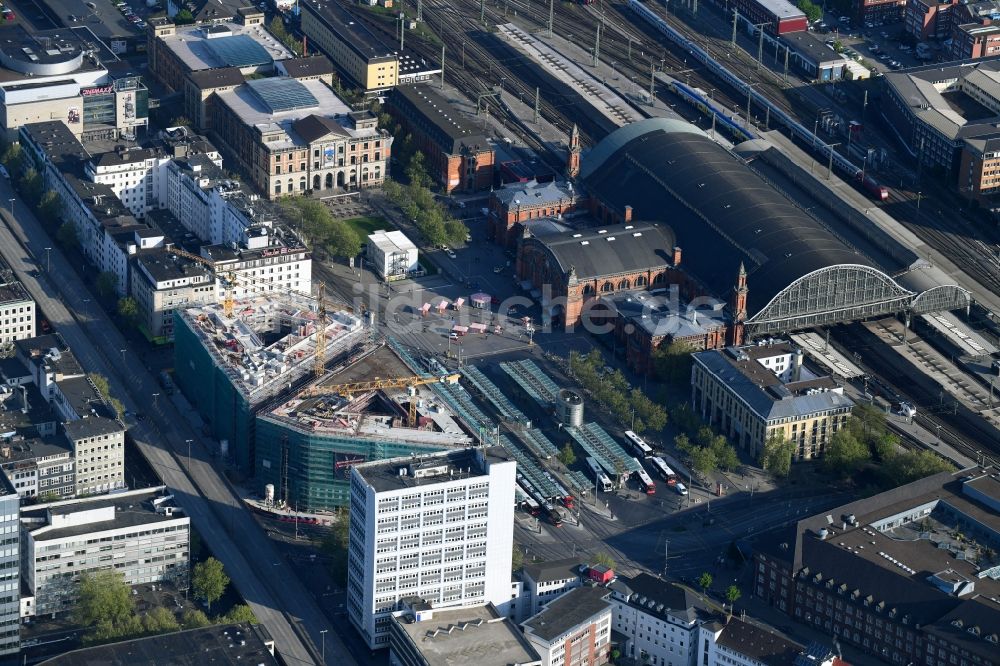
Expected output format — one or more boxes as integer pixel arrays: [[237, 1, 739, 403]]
[[730, 262, 748, 345], [566, 124, 581, 180]]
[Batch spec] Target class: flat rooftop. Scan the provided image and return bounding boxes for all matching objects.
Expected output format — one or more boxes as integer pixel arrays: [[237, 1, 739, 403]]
[[0, 436, 71, 465], [22, 487, 185, 541], [0, 25, 110, 85], [523, 586, 611, 642], [263, 345, 471, 448], [214, 78, 366, 150], [609, 290, 727, 340], [179, 295, 364, 403], [157, 21, 293, 73], [37, 623, 276, 666], [302, 0, 397, 61], [355, 446, 510, 494], [393, 605, 540, 666]]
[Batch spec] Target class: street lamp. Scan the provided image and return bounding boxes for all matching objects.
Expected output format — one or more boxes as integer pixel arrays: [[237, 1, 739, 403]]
[[120, 348, 126, 364], [7, 198, 13, 216], [185, 439, 193, 471], [152, 392, 160, 408], [44, 247, 52, 272], [320, 629, 328, 664]]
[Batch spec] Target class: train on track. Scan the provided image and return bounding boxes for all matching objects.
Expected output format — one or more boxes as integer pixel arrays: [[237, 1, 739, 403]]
[[666, 78, 754, 142], [627, 0, 890, 201]]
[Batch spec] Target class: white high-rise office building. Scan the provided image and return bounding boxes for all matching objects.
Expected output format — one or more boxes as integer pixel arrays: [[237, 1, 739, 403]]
[[347, 447, 516, 650]]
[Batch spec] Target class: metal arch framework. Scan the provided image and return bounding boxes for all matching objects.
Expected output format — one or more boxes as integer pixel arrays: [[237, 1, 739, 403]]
[[910, 284, 971, 315], [747, 264, 914, 335]]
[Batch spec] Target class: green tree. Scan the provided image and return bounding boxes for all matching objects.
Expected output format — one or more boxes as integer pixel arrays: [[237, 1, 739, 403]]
[[882, 450, 952, 486], [109, 397, 125, 421], [725, 585, 742, 613], [36, 491, 60, 503], [56, 221, 79, 251], [653, 340, 695, 385], [192, 557, 230, 613], [796, 0, 822, 23], [690, 446, 717, 479], [320, 511, 350, 585], [181, 609, 212, 629], [405, 151, 431, 188], [511, 544, 524, 572], [269, 16, 288, 40], [824, 430, 870, 477], [141, 606, 180, 635], [760, 432, 794, 478], [18, 167, 43, 206], [38, 190, 62, 226], [0, 142, 23, 175], [117, 297, 139, 326], [557, 442, 576, 466], [222, 604, 259, 624], [669, 403, 700, 437], [871, 432, 900, 462], [416, 206, 448, 247], [75, 570, 136, 643], [88, 373, 111, 400], [444, 218, 468, 246], [712, 439, 740, 473], [168, 115, 193, 128], [674, 433, 694, 455], [95, 271, 119, 299], [594, 552, 616, 570], [697, 572, 713, 593], [852, 403, 887, 440], [174, 8, 195, 24], [324, 219, 362, 258]]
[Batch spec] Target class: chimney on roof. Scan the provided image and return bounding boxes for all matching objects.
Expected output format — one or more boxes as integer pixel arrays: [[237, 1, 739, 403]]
[[672, 246, 682, 266], [623, 205, 633, 223]]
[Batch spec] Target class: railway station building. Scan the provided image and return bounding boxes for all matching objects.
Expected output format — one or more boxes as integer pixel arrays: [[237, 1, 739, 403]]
[[516, 119, 926, 368]]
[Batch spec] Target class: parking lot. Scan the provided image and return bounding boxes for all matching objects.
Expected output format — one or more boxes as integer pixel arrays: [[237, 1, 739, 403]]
[[815, 14, 937, 73]]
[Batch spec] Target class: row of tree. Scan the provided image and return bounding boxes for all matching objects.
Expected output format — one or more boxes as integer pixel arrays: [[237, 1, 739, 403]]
[[75, 558, 252, 646], [279, 197, 363, 259], [0, 143, 62, 229], [759, 404, 953, 485], [674, 427, 740, 480], [568, 349, 668, 435], [88, 372, 126, 421], [383, 144, 468, 249]]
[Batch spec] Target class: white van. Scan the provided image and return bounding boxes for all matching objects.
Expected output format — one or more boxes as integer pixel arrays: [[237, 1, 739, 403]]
[[675, 483, 688, 496]]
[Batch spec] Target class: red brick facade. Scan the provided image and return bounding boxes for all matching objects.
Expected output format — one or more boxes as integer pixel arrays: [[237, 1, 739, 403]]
[[488, 184, 579, 249]]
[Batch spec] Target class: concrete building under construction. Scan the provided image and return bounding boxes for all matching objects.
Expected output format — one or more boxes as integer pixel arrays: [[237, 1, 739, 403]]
[[173, 294, 367, 471], [256, 346, 473, 512]]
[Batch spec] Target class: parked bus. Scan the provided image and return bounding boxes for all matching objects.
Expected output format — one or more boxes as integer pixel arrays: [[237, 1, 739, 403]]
[[632, 459, 656, 495], [586, 456, 614, 492], [650, 457, 677, 485], [624, 430, 653, 458], [543, 502, 565, 527], [524, 496, 541, 516]]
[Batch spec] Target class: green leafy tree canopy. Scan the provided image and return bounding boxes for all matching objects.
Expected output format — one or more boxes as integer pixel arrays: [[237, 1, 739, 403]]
[[192, 557, 230, 613]]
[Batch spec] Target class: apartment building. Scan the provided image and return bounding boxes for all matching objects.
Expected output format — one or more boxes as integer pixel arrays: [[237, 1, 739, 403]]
[[20, 487, 189, 618], [0, 437, 75, 501], [691, 341, 854, 460], [520, 558, 585, 621], [608, 573, 705, 666], [130, 250, 216, 342], [0, 257, 35, 343], [347, 448, 516, 650], [62, 417, 125, 497], [521, 586, 612, 666]]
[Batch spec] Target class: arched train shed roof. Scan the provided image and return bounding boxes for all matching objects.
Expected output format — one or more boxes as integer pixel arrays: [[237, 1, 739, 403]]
[[580, 118, 905, 321]]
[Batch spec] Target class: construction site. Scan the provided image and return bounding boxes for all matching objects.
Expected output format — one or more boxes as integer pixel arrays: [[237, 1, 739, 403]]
[[256, 345, 474, 512], [173, 293, 367, 471]]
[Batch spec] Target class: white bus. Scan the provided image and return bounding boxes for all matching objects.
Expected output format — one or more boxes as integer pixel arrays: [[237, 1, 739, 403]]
[[624, 430, 653, 457], [586, 456, 614, 492], [649, 457, 677, 485], [632, 458, 656, 495]]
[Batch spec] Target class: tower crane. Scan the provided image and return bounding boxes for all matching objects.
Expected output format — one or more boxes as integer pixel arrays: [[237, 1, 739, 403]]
[[166, 246, 239, 318], [302, 373, 461, 426], [314, 282, 326, 378]]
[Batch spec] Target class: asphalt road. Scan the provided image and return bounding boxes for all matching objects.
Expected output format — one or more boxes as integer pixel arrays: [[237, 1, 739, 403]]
[[0, 182, 349, 666]]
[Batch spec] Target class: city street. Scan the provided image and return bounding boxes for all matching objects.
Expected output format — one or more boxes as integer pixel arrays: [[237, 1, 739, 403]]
[[0, 182, 350, 666]]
